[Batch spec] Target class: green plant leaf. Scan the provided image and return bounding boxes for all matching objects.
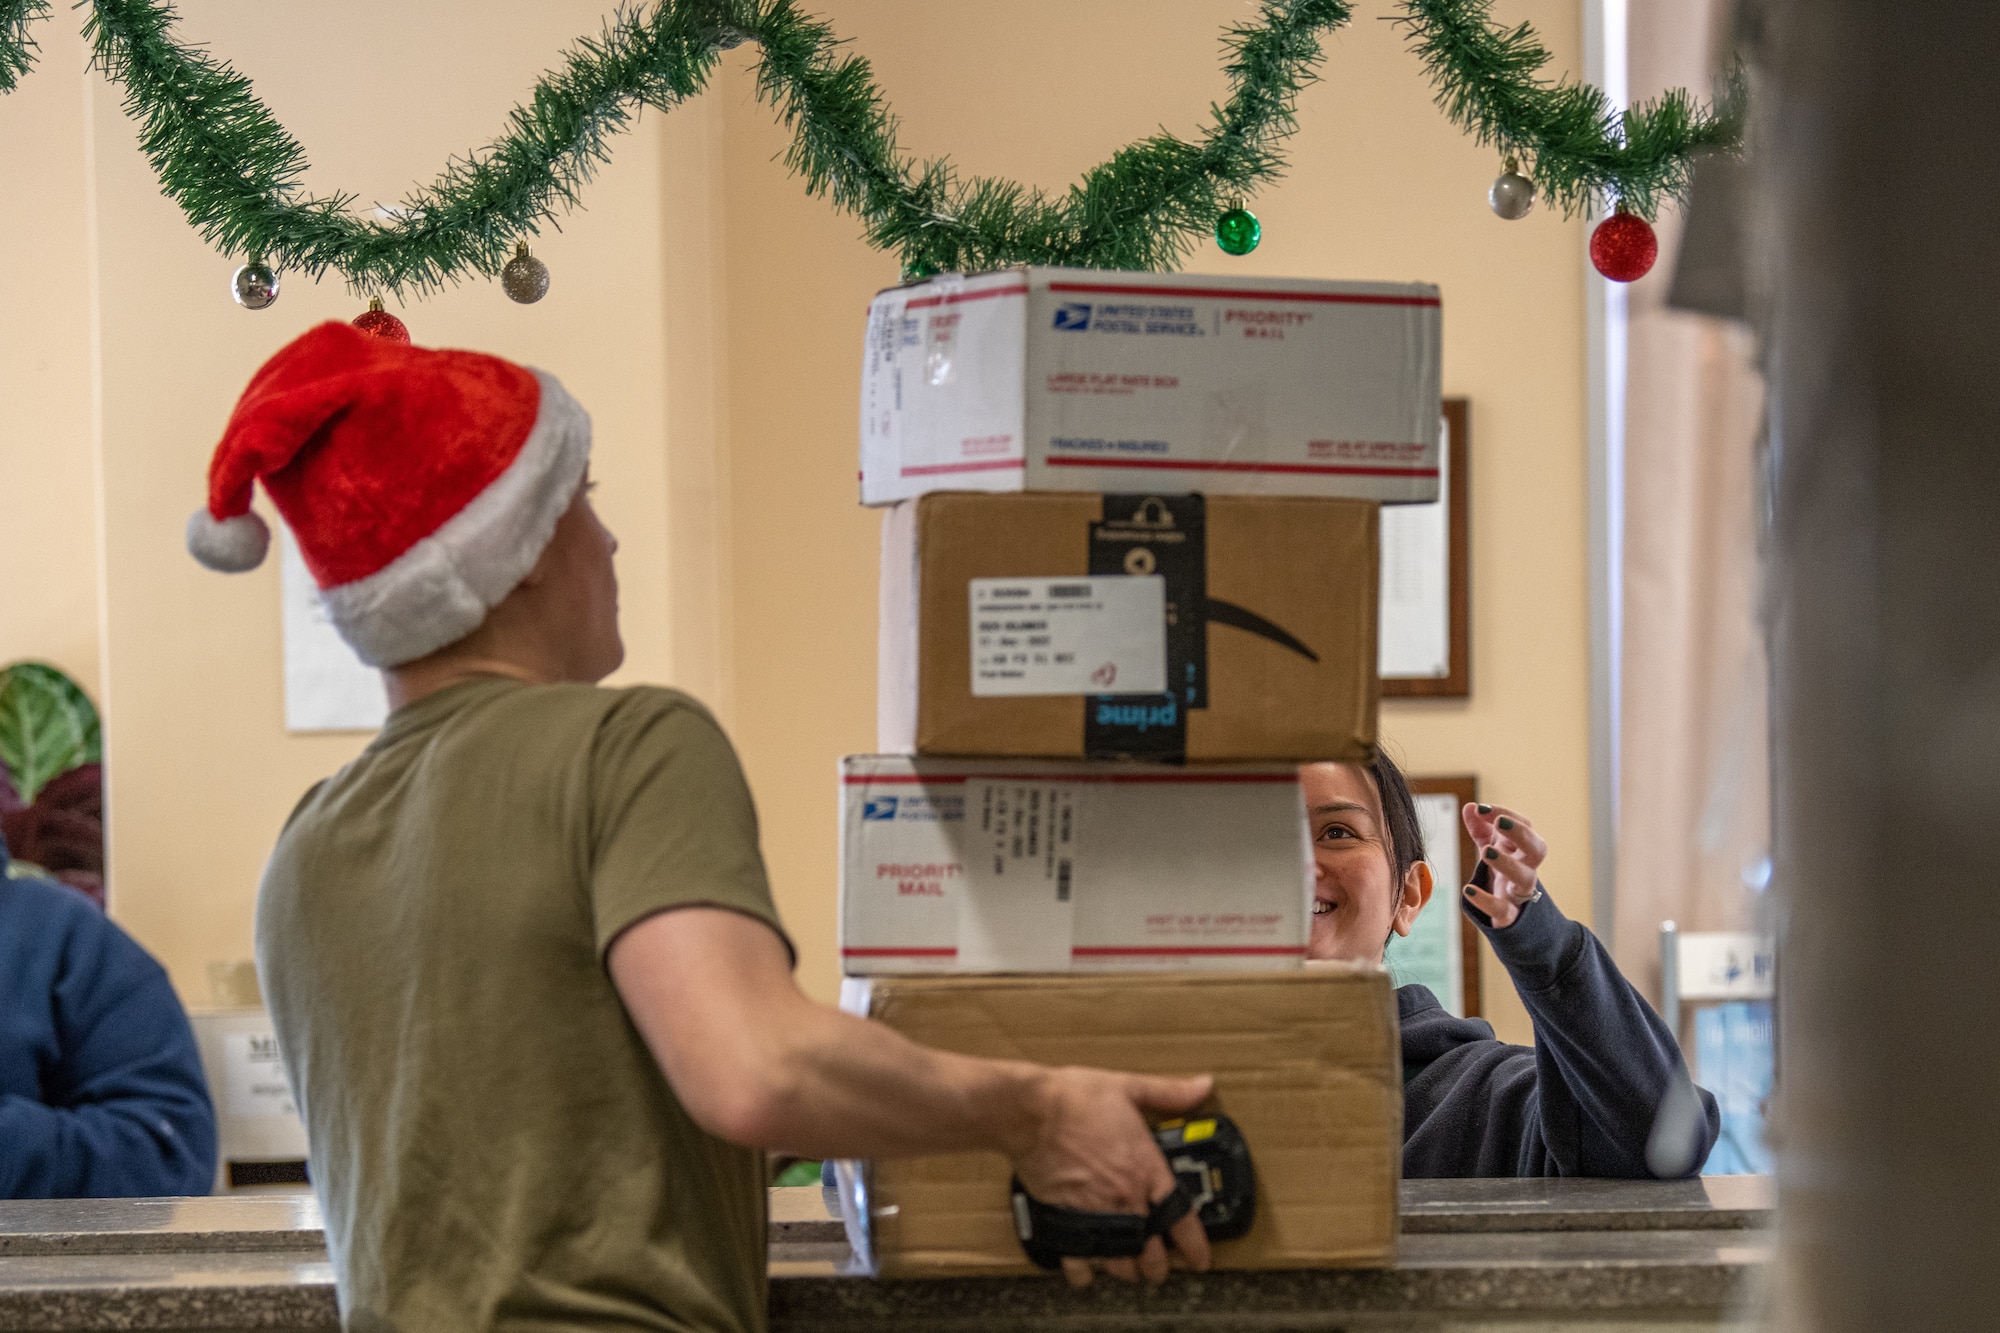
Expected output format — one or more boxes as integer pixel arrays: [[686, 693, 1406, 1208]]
[[0, 661, 101, 805], [772, 1159, 822, 1188]]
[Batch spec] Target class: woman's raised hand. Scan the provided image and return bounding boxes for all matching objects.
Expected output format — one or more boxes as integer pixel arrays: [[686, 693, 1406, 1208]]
[[1459, 804, 1547, 929]]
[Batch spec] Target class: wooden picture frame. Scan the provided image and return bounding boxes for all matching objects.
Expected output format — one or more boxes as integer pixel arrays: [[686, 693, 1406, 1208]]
[[1382, 398, 1470, 698], [1406, 773, 1483, 1018]]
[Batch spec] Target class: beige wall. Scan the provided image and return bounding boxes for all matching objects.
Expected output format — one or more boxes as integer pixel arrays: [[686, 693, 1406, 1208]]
[[0, 16, 103, 699], [0, 0, 1586, 1045]]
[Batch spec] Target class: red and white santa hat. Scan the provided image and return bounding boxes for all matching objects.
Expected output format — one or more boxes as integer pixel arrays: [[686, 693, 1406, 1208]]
[[187, 321, 591, 667]]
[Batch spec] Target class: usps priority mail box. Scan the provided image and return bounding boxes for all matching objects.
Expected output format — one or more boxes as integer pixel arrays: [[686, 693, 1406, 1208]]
[[859, 267, 1442, 505], [838, 754, 1312, 975]]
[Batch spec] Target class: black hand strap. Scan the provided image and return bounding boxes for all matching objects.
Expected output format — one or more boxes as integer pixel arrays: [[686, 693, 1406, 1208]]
[[1008, 1178, 1194, 1268]]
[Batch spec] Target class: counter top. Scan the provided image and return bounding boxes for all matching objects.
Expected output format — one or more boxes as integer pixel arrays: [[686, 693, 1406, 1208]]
[[0, 1250, 335, 1332], [0, 1177, 1773, 1257], [0, 1197, 325, 1257], [1399, 1174, 1771, 1233], [0, 1180, 1772, 1331]]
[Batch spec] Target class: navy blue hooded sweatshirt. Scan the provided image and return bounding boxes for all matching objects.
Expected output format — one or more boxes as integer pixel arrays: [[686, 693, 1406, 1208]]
[[1400, 878, 1721, 1178], [0, 844, 217, 1198]]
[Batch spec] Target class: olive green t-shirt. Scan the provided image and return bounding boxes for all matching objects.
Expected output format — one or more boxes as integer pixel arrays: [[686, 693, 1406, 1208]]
[[256, 678, 791, 1333]]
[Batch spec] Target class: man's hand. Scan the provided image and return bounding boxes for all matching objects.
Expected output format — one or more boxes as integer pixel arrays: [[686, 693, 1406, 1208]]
[[607, 907, 1214, 1286], [1460, 803, 1548, 928], [1014, 1066, 1213, 1287]]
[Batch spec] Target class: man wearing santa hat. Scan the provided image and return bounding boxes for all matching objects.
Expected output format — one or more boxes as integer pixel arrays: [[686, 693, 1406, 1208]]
[[189, 323, 1210, 1332]]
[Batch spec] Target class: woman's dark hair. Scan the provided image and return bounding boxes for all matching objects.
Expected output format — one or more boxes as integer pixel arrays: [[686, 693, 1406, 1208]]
[[1363, 748, 1426, 887]]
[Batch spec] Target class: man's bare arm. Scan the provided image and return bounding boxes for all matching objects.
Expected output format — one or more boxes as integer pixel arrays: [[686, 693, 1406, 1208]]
[[607, 906, 1212, 1283]]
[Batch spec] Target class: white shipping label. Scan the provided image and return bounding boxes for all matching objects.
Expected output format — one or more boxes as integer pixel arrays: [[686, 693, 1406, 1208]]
[[957, 781, 1087, 970], [969, 576, 1166, 697], [221, 1030, 298, 1119]]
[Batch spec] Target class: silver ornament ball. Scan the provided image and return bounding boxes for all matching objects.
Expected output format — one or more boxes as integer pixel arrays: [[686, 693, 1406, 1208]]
[[231, 261, 280, 310], [501, 245, 550, 304], [1488, 169, 1536, 221]]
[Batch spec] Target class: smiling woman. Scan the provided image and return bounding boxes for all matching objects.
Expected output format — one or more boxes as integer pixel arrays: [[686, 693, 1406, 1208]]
[[1303, 757, 1433, 963], [1301, 753, 1721, 1178]]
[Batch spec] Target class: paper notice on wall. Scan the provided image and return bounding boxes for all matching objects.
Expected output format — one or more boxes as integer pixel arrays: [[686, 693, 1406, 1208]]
[[957, 780, 1083, 970], [1384, 792, 1465, 1015], [222, 1029, 299, 1119], [1676, 932, 1776, 1000], [1378, 414, 1451, 679], [281, 525, 387, 732], [969, 575, 1166, 696]]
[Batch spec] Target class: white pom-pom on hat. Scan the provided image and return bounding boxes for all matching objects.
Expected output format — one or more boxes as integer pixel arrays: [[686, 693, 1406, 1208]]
[[186, 508, 271, 572]]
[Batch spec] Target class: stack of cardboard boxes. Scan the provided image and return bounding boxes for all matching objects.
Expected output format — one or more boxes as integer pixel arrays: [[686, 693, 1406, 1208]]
[[833, 267, 1441, 1276]]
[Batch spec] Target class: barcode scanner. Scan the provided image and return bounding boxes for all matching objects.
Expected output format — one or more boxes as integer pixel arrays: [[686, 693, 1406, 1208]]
[[1009, 1114, 1256, 1270]]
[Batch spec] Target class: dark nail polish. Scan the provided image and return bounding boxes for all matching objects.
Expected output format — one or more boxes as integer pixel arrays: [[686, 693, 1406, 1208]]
[[1476, 804, 1492, 814], [1497, 816, 1514, 831], [1463, 886, 1477, 899], [1483, 846, 1498, 860]]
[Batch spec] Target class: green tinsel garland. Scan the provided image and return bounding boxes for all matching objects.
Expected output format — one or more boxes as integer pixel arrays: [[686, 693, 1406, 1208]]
[[0, 0, 1738, 298], [1398, 0, 1742, 221]]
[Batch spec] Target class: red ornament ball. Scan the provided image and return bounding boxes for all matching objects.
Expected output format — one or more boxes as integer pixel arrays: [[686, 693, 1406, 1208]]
[[1589, 210, 1658, 283], [352, 306, 410, 343]]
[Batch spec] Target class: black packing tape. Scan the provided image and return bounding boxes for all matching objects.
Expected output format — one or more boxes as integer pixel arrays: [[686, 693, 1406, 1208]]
[[1085, 494, 1206, 761]]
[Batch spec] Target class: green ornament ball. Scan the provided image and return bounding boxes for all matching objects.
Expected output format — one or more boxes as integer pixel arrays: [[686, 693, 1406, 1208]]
[[1214, 207, 1261, 256], [903, 256, 940, 282]]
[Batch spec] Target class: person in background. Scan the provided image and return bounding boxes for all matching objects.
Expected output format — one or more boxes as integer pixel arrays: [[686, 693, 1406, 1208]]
[[1303, 754, 1719, 1178], [0, 833, 217, 1198], [191, 324, 1209, 1333]]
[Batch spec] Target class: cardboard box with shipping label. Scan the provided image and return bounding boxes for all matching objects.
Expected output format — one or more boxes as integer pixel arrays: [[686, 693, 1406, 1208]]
[[839, 755, 1312, 975], [836, 969, 1401, 1276], [878, 491, 1379, 762], [859, 267, 1442, 506]]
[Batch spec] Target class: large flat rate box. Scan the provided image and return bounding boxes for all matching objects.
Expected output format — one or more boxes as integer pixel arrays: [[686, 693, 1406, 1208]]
[[840, 969, 1401, 1277], [839, 755, 1311, 975], [878, 491, 1379, 763], [859, 267, 1442, 505]]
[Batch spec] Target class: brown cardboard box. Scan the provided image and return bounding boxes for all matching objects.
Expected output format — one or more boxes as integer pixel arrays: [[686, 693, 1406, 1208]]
[[878, 491, 1379, 762], [847, 968, 1401, 1276]]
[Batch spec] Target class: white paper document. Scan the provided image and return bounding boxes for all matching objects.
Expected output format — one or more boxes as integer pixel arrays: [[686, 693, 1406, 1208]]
[[1378, 414, 1452, 679], [280, 526, 387, 732], [221, 1029, 299, 1120]]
